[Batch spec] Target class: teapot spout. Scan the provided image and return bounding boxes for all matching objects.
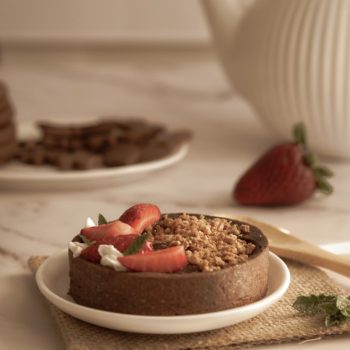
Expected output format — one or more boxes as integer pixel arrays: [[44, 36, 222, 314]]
[[201, 0, 255, 55]]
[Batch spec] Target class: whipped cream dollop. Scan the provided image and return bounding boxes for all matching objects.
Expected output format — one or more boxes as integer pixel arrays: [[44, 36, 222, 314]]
[[69, 241, 88, 258], [68, 217, 95, 257], [85, 217, 96, 228], [98, 245, 127, 271]]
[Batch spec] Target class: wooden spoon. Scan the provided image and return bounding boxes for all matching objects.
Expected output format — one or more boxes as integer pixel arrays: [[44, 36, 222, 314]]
[[228, 215, 350, 278]]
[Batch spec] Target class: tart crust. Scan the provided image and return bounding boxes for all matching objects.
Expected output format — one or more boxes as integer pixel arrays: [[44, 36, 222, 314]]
[[69, 215, 269, 316]]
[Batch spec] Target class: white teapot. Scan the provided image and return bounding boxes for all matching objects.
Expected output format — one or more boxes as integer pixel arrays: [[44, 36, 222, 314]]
[[202, 0, 350, 159]]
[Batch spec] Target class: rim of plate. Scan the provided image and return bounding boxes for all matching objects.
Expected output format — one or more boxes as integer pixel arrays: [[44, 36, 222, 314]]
[[36, 250, 290, 321], [0, 144, 189, 181]]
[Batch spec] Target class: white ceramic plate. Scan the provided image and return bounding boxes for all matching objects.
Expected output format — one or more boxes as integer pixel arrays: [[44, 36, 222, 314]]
[[35, 250, 290, 334], [0, 122, 189, 191]]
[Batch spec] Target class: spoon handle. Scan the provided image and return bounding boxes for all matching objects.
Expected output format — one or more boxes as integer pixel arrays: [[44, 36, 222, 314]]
[[271, 244, 350, 277]]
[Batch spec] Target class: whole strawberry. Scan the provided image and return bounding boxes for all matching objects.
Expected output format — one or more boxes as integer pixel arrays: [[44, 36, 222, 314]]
[[233, 123, 333, 206]]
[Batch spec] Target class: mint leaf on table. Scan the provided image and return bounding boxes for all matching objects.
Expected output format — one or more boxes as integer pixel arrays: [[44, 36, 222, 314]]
[[98, 213, 108, 225], [325, 313, 347, 327], [293, 294, 350, 327], [336, 296, 350, 317], [293, 294, 335, 314], [123, 233, 148, 256]]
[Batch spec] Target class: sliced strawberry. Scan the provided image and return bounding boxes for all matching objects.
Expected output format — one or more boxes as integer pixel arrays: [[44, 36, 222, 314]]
[[80, 220, 136, 241], [119, 203, 161, 234], [80, 244, 101, 263], [100, 234, 153, 253], [110, 234, 137, 252], [79, 234, 153, 263], [118, 246, 187, 273], [142, 241, 153, 253]]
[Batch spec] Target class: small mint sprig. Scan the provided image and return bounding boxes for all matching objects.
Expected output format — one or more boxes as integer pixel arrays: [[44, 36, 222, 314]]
[[98, 213, 108, 225], [78, 234, 94, 245], [293, 294, 350, 327], [123, 233, 149, 256], [293, 123, 334, 195]]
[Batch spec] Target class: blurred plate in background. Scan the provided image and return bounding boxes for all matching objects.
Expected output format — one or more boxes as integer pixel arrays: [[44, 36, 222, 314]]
[[0, 122, 189, 191]]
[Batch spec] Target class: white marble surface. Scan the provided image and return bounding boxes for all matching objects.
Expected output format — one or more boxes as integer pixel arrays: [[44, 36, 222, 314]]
[[0, 47, 350, 350]]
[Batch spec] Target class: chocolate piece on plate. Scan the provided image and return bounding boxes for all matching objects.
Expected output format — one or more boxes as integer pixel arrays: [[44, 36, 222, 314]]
[[69, 137, 84, 151], [139, 144, 170, 162], [139, 130, 192, 162], [43, 134, 78, 151], [100, 118, 146, 131], [54, 151, 102, 171], [38, 120, 112, 138], [38, 121, 80, 137], [85, 134, 108, 152], [45, 149, 60, 164], [54, 152, 76, 170], [104, 143, 141, 166], [168, 129, 193, 144], [15, 141, 46, 165], [29, 148, 46, 165], [42, 134, 58, 149], [74, 151, 103, 170], [120, 124, 163, 145]]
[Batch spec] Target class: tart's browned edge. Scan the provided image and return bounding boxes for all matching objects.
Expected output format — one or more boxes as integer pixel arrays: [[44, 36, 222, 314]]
[[69, 214, 269, 316]]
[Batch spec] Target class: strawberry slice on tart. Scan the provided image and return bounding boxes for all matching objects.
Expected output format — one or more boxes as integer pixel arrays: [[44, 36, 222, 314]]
[[118, 245, 188, 273], [119, 203, 161, 234], [79, 234, 153, 263], [80, 220, 136, 241], [80, 243, 101, 263]]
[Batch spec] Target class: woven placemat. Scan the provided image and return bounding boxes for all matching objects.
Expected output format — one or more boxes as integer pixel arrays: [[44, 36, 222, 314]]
[[29, 256, 350, 350]]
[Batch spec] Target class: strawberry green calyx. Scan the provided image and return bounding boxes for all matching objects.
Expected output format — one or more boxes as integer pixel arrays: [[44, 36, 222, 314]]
[[293, 123, 334, 195], [293, 122, 307, 148]]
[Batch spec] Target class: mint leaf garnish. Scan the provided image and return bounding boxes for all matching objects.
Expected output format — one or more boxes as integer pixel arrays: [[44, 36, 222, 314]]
[[293, 294, 350, 327], [79, 234, 94, 245], [98, 213, 108, 225], [123, 233, 149, 256]]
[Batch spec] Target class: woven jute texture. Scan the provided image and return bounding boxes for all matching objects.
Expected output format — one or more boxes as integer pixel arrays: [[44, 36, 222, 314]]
[[29, 256, 350, 350]]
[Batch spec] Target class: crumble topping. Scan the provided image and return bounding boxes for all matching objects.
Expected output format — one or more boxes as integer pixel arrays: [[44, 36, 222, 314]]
[[146, 213, 255, 272]]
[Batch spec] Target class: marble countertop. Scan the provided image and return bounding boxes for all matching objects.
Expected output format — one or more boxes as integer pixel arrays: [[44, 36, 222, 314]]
[[0, 47, 349, 350]]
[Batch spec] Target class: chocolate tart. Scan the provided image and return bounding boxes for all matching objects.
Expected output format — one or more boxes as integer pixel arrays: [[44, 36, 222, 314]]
[[69, 215, 269, 316]]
